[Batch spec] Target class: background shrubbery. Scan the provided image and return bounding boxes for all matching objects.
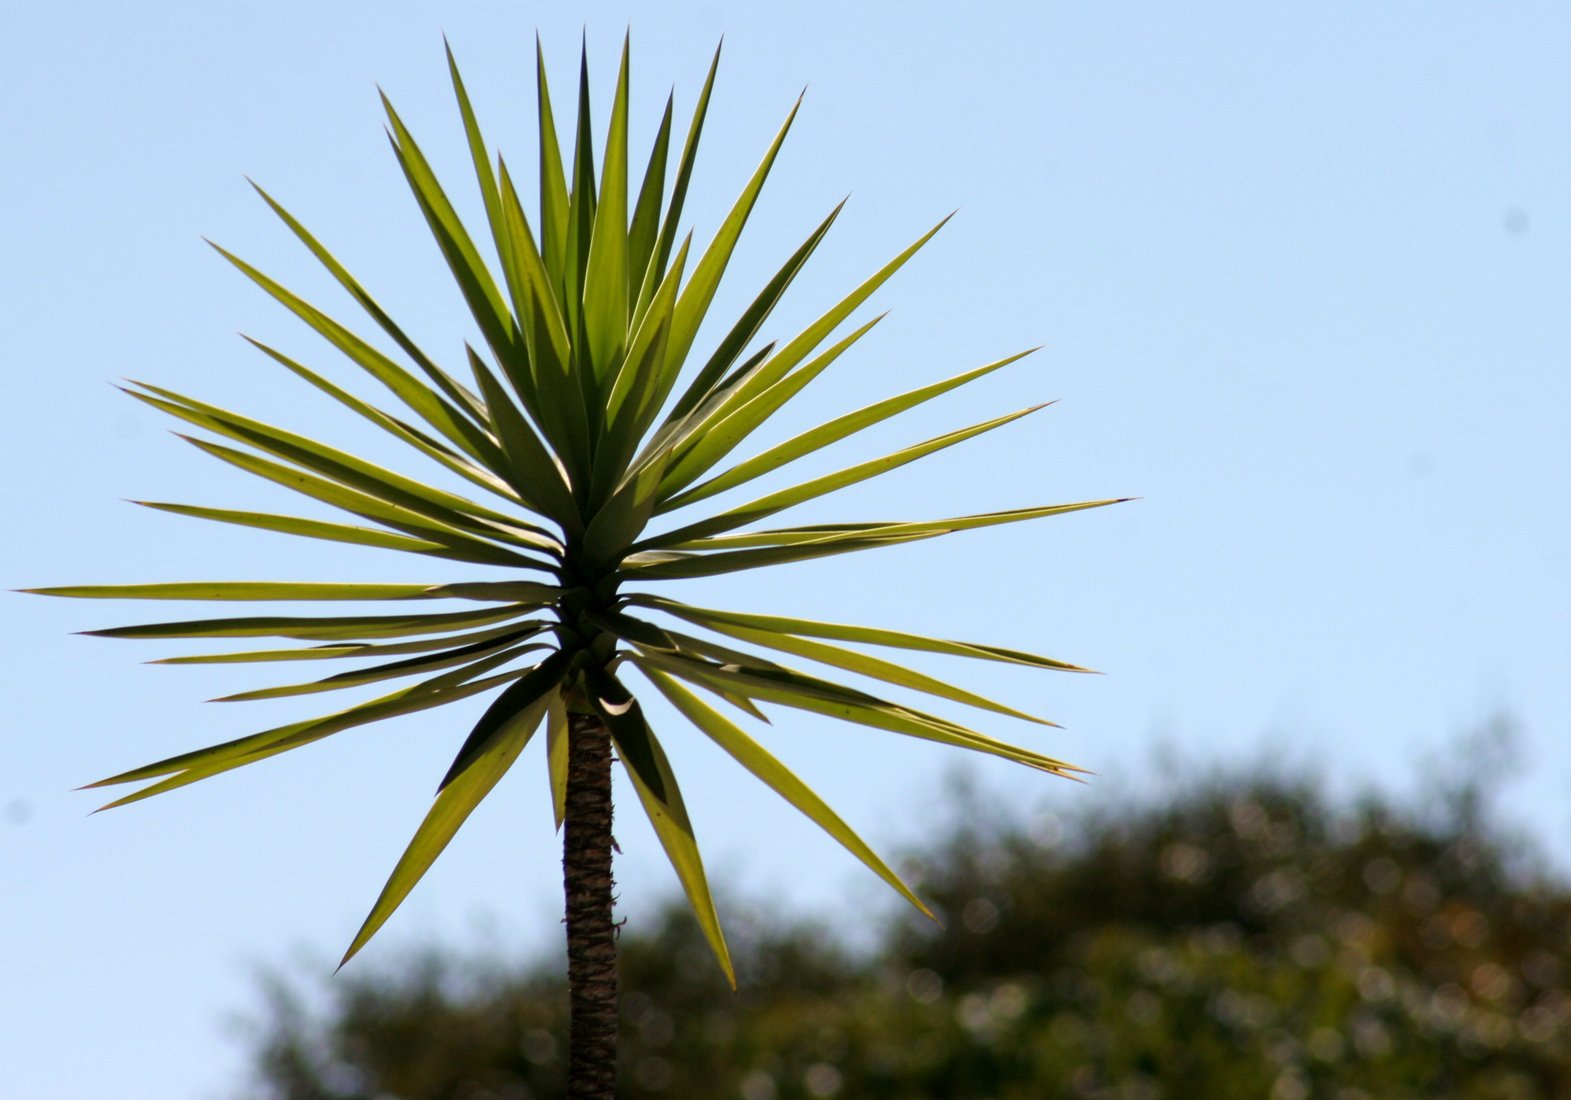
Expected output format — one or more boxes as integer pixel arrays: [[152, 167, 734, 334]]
[[244, 748, 1571, 1100]]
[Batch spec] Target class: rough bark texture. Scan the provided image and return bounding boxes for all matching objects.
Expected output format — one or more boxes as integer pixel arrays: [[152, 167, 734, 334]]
[[564, 710, 618, 1100]]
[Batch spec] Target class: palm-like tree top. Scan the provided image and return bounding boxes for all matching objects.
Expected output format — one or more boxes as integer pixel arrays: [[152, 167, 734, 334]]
[[29, 37, 1122, 981]]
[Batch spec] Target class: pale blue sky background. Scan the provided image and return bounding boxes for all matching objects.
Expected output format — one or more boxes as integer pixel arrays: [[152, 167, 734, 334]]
[[3, 3, 1568, 1097]]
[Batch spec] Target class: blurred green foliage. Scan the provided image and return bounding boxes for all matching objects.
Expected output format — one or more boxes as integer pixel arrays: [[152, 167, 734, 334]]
[[243, 751, 1571, 1100]]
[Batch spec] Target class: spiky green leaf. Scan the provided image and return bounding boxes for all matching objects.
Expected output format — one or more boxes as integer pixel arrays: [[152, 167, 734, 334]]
[[341, 682, 553, 966], [589, 668, 734, 986], [640, 666, 932, 919]]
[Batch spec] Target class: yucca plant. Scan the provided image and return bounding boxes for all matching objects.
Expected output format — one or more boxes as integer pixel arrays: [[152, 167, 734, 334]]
[[28, 35, 1122, 1098]]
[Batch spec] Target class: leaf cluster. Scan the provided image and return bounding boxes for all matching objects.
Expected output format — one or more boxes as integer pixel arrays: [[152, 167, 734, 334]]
[[27, 35, 1120, 972]]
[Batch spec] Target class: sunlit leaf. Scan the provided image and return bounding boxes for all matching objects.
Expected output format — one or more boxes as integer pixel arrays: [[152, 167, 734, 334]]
[[152, 619, 550, 666], [666, 348, 1037, 510], [629, 594, 1093, 673], [90, 656, 531, 805], [589, 668, 735, 987], [580, 35, 631, 380], [545, 688, 569, 830], [212, 633, 548, 704], [656, 405, 1051, 546], [654, 616, 1058, 726], [633, 648, 1084, 778], [381, 91, 519, 365], [341, 682, 554, 966], [86, 604, 534, 642], [656, 215, 953, 499], [639, 665, 932, 919], [209, 240, 495, 463], [132, 501, 539, 568], [245, 180, 492, 431]]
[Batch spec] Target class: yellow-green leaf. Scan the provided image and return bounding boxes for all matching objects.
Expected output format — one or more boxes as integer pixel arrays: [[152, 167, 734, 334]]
[[341, 686, 553, 966], [589, 668, 734, 987], [641, 666, 932, 920]]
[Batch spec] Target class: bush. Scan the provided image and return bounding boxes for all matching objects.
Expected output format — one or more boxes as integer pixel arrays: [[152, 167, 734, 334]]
[[242, 759, 1571, 1099]]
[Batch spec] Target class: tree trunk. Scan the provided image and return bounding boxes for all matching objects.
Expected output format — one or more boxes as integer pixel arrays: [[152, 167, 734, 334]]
[[563, 709, 618, 1099]]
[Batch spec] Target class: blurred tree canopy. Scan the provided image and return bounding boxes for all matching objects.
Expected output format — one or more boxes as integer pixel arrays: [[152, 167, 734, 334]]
[[241, 750, 1571, 1100]]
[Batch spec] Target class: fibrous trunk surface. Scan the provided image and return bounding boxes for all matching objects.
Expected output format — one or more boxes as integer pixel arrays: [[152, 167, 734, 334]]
[[564, 709, 618, 1099]]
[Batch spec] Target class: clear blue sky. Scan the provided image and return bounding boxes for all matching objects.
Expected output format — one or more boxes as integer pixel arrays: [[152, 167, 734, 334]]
[[4, 3, 1568, 1097]]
